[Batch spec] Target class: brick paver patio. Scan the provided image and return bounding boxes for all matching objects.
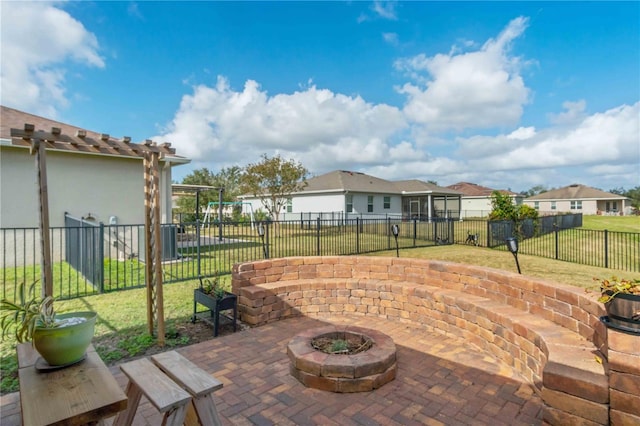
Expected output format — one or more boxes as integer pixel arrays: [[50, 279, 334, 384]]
[[0, 315, 543, 425]]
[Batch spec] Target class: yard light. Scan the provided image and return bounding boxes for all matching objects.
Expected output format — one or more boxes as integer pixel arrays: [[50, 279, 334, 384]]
[[505, 237, 521, 274], [391, 224, 400, 257], [257, 223, 268, 259]]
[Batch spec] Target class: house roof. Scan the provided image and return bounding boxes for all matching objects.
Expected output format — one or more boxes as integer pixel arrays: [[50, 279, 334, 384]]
[[0, 105, 189, 163], [525, 184, 628, 201], [300, 170, 461, 196], [394, 179, 461, 195], [446, 182, 518, 197], [304, 170, 399, 194]]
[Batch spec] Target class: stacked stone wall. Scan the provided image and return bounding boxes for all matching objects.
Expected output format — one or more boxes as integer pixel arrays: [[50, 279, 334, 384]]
[[232, 256, 639, 425]]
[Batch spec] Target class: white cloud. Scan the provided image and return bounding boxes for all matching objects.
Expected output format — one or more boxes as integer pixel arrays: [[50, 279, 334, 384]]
[[0, 1, 104, 117], [548, 99, 587, 125], [155, 76, 408, 171], [383, 32, 399, 46], [372, 1, 398, 20], [127, 2, 144, 20], [460, 102, 640, 172], [395, 17, 530, 131], [160, 16, 638, 191], [358, 1, 398, 23], [507, 126, 536, 140]]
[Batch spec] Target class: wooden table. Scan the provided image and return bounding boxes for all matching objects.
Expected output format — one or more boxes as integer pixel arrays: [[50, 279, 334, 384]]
[[17, 343, 128, 426]]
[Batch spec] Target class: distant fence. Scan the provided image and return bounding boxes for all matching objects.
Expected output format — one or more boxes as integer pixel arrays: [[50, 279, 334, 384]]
[[1, 213, 638, 302]]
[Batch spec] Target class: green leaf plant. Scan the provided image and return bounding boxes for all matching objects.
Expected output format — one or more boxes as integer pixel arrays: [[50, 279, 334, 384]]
[[1, 281, 57, 343]]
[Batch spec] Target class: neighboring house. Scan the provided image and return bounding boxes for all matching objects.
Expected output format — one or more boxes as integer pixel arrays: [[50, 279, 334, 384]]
[[524, 184, 632, 216], [239, 170, 462, 221], [0, 105, 190, 228], [446, 182, 523, 218]]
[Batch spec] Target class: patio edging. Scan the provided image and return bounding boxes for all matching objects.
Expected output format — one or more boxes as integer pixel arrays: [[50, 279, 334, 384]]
[[232, 256, 640, 425]]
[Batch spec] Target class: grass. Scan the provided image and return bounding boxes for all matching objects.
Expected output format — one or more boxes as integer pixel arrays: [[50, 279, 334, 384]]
[[370, 245, 637, 288], [580, 215, 640, 232]]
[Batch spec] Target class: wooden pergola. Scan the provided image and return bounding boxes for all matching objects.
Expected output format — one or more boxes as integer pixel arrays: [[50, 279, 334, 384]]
[[11, 124, 176, 344]]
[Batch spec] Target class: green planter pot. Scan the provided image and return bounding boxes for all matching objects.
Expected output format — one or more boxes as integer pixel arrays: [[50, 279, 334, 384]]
[[33, 311, 97, 366]]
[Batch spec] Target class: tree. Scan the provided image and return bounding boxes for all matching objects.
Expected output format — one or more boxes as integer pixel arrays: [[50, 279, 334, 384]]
[[239, 154, 308, 222], [489, 191, 538, 221], [610, 186, 640, 210], [176, 166, 242, 221], [520, 185, 549, 197], [489, 191, 539, 240], [625, 186, 640, 210]]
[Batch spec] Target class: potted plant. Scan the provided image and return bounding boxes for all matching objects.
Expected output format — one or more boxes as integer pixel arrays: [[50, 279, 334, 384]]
[[1, 282, 97, 367], [591, 276, 640, 334], [192, 276, 237, 337]]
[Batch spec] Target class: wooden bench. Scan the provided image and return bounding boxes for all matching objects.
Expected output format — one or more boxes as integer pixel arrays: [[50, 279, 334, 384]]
[[113, 351, 224, 426], [152, 351, 224, 426], [113, 357, 191, 426]]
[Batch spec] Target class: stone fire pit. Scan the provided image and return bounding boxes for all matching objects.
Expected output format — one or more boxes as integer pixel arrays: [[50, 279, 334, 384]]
[[287, 325, 397, 393]]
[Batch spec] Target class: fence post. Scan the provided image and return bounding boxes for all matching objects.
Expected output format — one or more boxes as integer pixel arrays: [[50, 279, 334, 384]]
[[316, 217, 321, 256], [356, 218, 360, 254], [387, 217, 391, 250], [413, 219, 417, 247], [604, 229, 609, 269], [486, 221, 491, 247], [98, 222, 105, 293], [554, 225, 559, 260]]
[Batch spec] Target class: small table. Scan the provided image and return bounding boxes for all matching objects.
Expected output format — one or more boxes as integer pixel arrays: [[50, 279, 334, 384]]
[[17, 343, 128, 426]]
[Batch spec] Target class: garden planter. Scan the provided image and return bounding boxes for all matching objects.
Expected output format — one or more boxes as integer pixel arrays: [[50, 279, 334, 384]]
[[604, 292, 640, 334], [193, 288, 237, 337], [33, 311, 97, 366]]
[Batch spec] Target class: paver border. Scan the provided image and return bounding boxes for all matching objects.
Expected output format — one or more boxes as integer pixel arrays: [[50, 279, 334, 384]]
[[232, 256, 640, 425]]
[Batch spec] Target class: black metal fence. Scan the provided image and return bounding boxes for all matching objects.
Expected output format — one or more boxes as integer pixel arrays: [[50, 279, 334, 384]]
[[1, 213, 638, 303]]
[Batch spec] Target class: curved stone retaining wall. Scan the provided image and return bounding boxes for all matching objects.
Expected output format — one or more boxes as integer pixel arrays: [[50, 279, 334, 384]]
[[232, 256, 640, 425]]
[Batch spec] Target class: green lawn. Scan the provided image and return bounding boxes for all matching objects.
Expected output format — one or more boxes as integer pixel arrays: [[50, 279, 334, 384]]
[[581, 215, 640, 232]]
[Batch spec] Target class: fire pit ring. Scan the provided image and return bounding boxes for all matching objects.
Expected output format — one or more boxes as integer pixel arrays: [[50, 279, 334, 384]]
[[287, 325, 397, 393]]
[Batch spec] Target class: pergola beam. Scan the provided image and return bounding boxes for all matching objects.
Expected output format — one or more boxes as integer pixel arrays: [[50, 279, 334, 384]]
[[10, 123, 175, 341], [10, 126, 175, 158]]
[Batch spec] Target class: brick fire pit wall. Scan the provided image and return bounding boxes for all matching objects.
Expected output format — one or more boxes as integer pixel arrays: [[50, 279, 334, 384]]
[[232, 256, 639, 425], [287, 324, 397, 393]]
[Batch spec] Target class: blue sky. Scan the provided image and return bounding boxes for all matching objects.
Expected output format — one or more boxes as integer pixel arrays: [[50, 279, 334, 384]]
[[2, 1, 639, 193]]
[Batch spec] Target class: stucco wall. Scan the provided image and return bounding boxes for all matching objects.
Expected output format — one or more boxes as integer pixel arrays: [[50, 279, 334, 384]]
[[0, 146, 173, 228]]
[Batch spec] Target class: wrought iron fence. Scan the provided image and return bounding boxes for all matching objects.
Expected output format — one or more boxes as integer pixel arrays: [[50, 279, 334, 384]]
[[1, 213, 637, 303]]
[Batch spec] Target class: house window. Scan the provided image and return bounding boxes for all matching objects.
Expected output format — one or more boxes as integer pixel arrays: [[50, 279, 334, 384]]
[[367, 196, 374, 213], [570, 201, 582, 210], [551, 201, 556, 210], [286, 198, 292, 213], [383, 196, 390, 209], [534, 202, 539, 210], [346, 195, 353, 213]]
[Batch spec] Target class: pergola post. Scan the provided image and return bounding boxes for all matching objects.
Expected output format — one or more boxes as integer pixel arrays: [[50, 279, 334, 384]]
[[10, 124, 175, 344], [32, 135, 53, 297], [144, 150, 165, 345]]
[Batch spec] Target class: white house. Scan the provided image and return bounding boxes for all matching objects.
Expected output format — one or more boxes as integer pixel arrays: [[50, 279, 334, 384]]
[[239, 170, 462, 221], [0, 106, 190, 228], [524, 184, 632, 216], [446, 182, 523, 218]]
